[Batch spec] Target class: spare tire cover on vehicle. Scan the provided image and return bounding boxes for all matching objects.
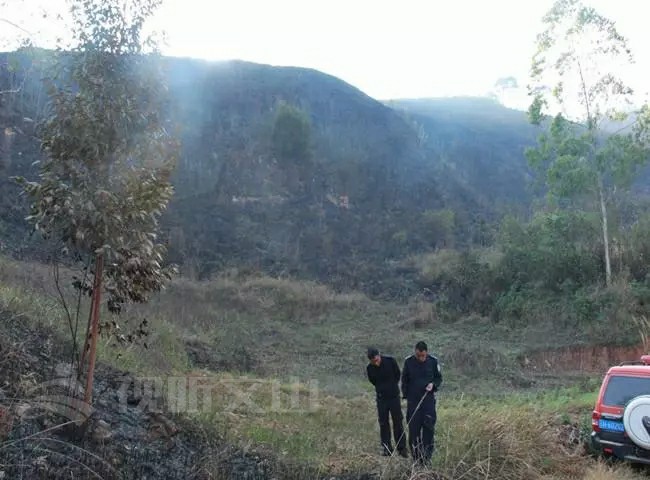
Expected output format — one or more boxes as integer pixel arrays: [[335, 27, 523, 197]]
[[624, 395, 650, 449]]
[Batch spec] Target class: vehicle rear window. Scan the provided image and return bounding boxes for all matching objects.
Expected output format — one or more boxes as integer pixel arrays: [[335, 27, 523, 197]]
[[603, 375, 650, 406]]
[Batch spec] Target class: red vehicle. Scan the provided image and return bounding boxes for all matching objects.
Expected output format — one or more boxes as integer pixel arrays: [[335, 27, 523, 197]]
[[591, 355, 650, 463]]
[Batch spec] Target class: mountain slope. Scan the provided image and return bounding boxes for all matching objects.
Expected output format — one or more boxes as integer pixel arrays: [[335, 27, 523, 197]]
[[387, 97, 539, 211], [0, 52, 538, 294]]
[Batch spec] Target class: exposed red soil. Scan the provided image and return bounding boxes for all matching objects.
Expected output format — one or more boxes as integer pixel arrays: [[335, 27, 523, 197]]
[[519, 344, 648, 373]]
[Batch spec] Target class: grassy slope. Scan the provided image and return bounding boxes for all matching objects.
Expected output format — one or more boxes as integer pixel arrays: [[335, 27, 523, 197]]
[[0, 255, 645, 479]]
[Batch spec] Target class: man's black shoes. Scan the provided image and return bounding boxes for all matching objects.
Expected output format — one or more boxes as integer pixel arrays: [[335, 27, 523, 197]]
[[398, 449, 408, 458]]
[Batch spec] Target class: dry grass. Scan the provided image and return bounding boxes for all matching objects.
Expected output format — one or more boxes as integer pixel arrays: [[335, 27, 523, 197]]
[[0, 256, 190, 376], [143, 274, 369, 331], [404, 301, 437, 329], [432, 401, 587, 479], [2, 254, 644, 479], [632, 315, 650, 352], [0, 255, 579, 390], [0, 255, 56, 294], [580, 462, 643, 480], [408, 249, 461, 285], [188, 378, 605, 480], [133, 269, 544, 396]]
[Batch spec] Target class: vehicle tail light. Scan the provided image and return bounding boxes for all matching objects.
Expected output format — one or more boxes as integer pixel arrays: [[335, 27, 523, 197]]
[[592, 410, 601, 432]]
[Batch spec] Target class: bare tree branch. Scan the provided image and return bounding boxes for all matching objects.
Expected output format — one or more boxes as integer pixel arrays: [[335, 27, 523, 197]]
[[576, 58, 593, 130], [610, 117, 643, 136], [53, 259, 79, 371], [0, 17, 33, 36]]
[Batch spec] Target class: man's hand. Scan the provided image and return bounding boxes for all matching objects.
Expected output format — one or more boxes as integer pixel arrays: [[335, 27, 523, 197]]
[[425, 383, 433, 392]]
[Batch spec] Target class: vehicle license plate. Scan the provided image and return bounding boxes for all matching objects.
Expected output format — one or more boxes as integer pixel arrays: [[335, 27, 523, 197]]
[[599, 419, 625, 432]]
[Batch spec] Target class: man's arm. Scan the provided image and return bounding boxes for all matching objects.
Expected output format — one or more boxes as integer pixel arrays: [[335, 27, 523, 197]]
[[392, 357, 401, 383], [400, 359, 409, 399], [366, 365, 376, 386], [431, 357, 442, 391]]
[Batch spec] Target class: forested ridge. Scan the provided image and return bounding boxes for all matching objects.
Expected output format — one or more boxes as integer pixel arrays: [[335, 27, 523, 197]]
[[1, 31, 649, 331]]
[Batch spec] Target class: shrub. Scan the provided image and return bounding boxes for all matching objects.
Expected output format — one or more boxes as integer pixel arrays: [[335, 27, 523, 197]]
[[416, 249, 495, 318]]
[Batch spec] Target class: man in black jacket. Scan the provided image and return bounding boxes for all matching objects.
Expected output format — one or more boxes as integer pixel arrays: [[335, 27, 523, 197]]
[[401, 341, 442, 465], [366, 347, 407, 457]]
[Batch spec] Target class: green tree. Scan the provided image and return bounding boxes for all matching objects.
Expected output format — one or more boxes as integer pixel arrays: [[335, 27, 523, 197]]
[[270, 102, 317, 262], [497, 210, 601, 292], [527, 0, 649, 286], [422, 209, 455, 249], [16, 0, 177, 406], [271, 102, 313, 194]]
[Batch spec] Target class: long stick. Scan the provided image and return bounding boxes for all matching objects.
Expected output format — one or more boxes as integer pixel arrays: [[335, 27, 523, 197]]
[[52, 260, 78, 369]]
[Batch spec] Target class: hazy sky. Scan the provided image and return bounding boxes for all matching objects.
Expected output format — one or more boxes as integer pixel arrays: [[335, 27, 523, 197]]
[[3, 0, 649, 104], [150, 0, 649, 103]]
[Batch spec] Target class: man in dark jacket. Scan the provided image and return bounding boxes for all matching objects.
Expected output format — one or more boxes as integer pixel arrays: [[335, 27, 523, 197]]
[[401, 341, 442, 465], [366, 347, 407, 457]]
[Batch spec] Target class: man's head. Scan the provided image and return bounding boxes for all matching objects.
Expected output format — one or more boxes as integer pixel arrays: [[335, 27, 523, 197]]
[[367, 347, 381, 366], [414, 341, 428, 363]]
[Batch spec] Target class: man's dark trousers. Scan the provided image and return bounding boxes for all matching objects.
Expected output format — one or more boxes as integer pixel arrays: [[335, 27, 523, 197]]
[[406, 394, 436, 463], [377, 396, 406, 454]]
